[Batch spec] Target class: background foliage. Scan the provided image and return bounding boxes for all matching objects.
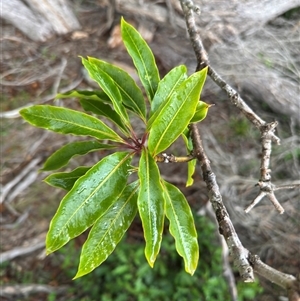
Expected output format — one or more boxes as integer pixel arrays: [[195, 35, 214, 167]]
[[52, 213, 262, 301]]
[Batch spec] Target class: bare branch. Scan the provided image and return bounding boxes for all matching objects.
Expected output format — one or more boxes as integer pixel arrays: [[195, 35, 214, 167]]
[[0, 75, 83, 118], [190, 123, 254, 282], [179, 0, 300, 296], [179, 0, 299, 214], [181, 2, 279, 141], [274, 183, 300, 191], [249, 254, 300, 300], [1, 158, 42, 204], [1, 284, 68, 298], [244, 191, 267, 214], [0, 233, 46, 264], [1, 210, 30, 230], [202, 202, 238, 301]]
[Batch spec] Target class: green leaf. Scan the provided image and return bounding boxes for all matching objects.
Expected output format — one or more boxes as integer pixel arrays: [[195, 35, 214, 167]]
[[81, 57, 131, 130], [20, 105, 123, 142], [181, 128, 192, 151], [138, 148, 164, 267], [42, 141, 116, 171], [148, 65, 187, 127], [80, 99, 129, 134], [162, 180, 199, 275], [87, 58, 146, 121], [121, 17, 160, 101], [56, 90, 129, 132], [46, 152, 132, 253], [74, 181, 139, 278], [148, 68, 207, 155], [181, 128, 196, 187], [44, 166, 91, 191], [190, 101, 211, 123], [186, 160, 197, 187], [56, 90, 111, 102]]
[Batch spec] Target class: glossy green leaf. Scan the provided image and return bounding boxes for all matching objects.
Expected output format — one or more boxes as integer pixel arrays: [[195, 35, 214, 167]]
[[148, 65, 187, 128], [42, 141, 116, 171], [181, 128, 196, 187], [56, 90, 128, 131], [81, 57, 131, 130], [80, 99, 129, 134], [138, 149, 164, 267], [181, 127, 192, 151], [186, 160, 197, 187], [56, 90, 111, 103], [148, 68, 207, 155], [190, 101, 211, 123], [74, 181, 139, 278], [162, 180, 199, 275], [87, 58, 146, 121], [44, 166, 91, 191], [121, 18, 160, 101], [19, 105, 123, 142], [46, 152, 132, 253]]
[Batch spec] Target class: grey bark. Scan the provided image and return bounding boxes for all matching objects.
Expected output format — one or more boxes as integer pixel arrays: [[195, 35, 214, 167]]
[[1, 0, 81, 41]]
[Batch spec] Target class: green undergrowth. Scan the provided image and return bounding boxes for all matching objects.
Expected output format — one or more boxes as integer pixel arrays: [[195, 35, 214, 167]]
[[51, 213, 262, 301], [0, 214, 263, 301]]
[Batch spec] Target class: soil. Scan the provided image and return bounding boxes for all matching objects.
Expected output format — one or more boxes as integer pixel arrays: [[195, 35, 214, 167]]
[[1, 3, 299, 301]]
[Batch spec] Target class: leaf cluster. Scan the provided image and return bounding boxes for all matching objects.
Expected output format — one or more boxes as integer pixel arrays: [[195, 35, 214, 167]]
[[19, 18, 210, 278], [56, 214, 236, 301]]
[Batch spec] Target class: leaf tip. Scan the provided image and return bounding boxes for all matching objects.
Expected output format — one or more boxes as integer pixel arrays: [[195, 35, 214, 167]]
[[120, 16, 126, 26], [78, 55, 85, 62], [186, 267, 196, 276], [186, 180, 194, 187], [145, 251, 158, 269], [147, 259, 155, 269], [72, 272, 82, 280], [45, 247, 53, 256]]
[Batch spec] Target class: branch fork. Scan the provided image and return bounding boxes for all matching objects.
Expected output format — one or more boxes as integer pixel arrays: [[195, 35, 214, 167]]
[[181, 0, 298, 214], [180, 0, 300, 297]]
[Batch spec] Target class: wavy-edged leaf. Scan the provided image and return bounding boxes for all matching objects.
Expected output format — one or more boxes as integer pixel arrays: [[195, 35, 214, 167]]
[[56, 90, 111, 103], [46, 152, 132, 254], [186, 160, 197, 187], [190, 101, 211, 123], [80, 99, 129, 134], [138, 148, 164, 267], [74, 181, 139, 278], [181, 127, 192, 152], [44, 166, 91, 191], [148, 68, 207, 155], [19, 105, 123, 142], [42, 141, 116, 171], [81, 57, 131, 130], [88, 58, 146, 121], [121, 18, 160, 101], [181, 128, 196, 187], [148, 65, 187, 128], [162, 180, 199, 275]]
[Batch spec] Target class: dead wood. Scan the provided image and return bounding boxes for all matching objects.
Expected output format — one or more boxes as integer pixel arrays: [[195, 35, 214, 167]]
[[2, 0, 53, 41], [1, 284, 68, 298], [111, 0, 300, 42], [2, 0, 81, 42], [0, 233, 46, 264]]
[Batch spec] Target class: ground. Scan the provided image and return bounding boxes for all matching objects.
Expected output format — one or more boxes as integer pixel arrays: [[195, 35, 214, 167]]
[[1, 3, 299, 301]]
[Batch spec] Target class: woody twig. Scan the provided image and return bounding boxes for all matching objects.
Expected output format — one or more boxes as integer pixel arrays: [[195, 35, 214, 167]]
[[179, 0, 300, 297], [179, 0, 299, 214]]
